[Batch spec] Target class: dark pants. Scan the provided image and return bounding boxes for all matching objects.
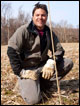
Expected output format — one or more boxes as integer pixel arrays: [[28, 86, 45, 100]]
[[18, 58, 73, 105]]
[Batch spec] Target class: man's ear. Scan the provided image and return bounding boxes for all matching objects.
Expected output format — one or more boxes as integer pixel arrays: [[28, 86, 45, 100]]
[[32, 16, 33, 19], [32, 16, 34, 22]]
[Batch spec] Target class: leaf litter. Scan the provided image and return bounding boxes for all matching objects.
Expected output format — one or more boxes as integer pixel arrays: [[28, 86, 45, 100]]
[[1, 43, 79, 105]]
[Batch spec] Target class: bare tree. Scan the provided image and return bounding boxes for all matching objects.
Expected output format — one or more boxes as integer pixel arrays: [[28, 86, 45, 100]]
[[1, 1, 12, 26], [51, 20, 79, 43], [1, 1, 12, 44], [18, 6, 31, 25]]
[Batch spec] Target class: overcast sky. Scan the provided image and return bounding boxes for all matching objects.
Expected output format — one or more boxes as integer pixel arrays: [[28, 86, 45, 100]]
[[1, 1, 79, 28]]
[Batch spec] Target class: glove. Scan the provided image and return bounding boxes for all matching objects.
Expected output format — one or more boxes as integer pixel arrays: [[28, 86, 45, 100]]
[[41, 59, 55, 80], [20, 69, 38, 80]]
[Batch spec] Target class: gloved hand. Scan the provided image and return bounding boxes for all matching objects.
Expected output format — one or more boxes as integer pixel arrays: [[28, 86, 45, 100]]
[[20, 69, 38, 80], [41, 59, 55, 80]]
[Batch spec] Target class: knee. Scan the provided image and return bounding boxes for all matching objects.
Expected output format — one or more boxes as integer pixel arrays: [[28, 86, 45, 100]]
[[68, 58, 74, 69], [64, 58, 74, 73], [23, 94, 41, 105]]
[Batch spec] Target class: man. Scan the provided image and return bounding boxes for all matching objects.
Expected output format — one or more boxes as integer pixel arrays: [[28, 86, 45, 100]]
[[7, 3, 73, 105]]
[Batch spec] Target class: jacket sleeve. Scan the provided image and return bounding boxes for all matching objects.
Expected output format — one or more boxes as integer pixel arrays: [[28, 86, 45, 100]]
[[7, 47, 22, 75], [50, 32, 65, 63], [7, 26, 26, 75]]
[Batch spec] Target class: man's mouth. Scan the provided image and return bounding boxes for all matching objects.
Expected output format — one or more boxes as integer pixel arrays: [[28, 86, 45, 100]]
[[38, 21, 43, 24]]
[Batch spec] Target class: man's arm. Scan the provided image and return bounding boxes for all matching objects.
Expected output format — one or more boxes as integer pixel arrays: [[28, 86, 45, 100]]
[[50, 32, 65, 63], [7, 25, 26, 76], [7, 47, 22, 75]]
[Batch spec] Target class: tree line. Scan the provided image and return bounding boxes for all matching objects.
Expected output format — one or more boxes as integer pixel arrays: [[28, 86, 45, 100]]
[[1, 2, 79, 45]]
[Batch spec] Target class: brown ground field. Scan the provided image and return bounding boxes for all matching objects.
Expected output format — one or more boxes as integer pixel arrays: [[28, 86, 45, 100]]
[[1, 43, 79, 105]]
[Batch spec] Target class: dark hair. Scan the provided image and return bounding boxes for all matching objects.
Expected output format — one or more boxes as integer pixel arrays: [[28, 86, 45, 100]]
[[32, 2, 48, 16]]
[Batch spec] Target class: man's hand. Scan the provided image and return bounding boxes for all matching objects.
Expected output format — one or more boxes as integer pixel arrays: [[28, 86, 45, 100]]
[[20, 69, 38, 80], [41, 59, 55, 80]]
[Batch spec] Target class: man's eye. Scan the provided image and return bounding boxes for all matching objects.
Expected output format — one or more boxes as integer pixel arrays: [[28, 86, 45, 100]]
[[36, 14, 39, 16], [42, 14, 46, 17], [36, 14, 46, 17]]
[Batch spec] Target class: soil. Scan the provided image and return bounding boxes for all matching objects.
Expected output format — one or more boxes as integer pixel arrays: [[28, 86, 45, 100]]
[[1, 43, 79, 105]]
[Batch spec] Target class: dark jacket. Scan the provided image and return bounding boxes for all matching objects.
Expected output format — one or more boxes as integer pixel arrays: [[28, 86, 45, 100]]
[[7, 21, 65, 75]]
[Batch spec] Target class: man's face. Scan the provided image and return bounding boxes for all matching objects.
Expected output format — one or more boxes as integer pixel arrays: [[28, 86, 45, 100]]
[[32, 8, 48, 30]]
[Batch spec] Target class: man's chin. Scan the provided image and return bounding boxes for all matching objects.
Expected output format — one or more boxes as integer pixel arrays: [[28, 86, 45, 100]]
[[37, 25, 44, 30]]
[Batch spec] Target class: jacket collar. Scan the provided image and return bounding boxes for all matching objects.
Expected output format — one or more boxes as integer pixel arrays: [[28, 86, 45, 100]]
[[27, 20, 50, 35], [27, 20, 38, 35]]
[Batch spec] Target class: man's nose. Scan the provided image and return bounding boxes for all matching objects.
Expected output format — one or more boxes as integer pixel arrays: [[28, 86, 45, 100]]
[[39, 15, 42, 19]]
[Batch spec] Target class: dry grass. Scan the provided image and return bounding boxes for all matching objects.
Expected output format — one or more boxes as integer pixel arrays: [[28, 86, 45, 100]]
[[1, 43, 79, 105]]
